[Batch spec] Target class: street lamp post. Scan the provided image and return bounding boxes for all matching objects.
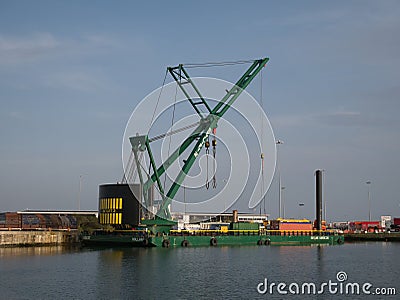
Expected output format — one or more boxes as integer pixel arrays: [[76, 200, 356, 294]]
[[276, 140, 284, 218], [223, 179, 228, 213], [184, 183, 186, 216], [299, 203, 305, 219], [78, 175, 83, 211], [78, 174, 89, 211], [181, 159, 187, 219], [366, 181, 371, 221], [281, 186, 286, 218]]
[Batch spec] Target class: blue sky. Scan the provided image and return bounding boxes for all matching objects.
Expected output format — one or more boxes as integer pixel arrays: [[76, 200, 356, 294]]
[[1, 1, 399, 221]]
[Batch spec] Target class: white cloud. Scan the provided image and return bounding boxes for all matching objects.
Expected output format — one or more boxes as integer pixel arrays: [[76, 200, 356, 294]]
[[0, 33, 59, 64], [270, 114, 310, 128], [7, 111, 26, 120], [83, 34, 121, 47], [44, 71, 104, 92], [271, 110, 385, 129], [0, 32, 120, 65], [0, 33, 58, 51], [315, 110, 395, 128]]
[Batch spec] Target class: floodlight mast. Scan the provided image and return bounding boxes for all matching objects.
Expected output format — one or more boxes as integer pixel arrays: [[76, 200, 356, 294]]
[[129, 58, 269, 220]]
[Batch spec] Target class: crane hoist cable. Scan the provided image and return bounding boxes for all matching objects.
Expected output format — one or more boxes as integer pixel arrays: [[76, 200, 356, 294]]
[[259, 67, 266, 214], [149, 69, 168, 131], [127, 152, 135, 183], [137, 155, 157, 188], [183, 59, 254, 69], [121, 150, 133, 183], [205, 138, 210, 189], [123, 150, 142, 184], [163, 80, 179, 191], [212, 128, 217, 189], [131, 152, 143, 183], [148, 121, 200, 143]]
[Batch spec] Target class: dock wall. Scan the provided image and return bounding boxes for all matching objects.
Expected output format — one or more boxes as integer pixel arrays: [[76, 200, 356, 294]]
[[0, 230, 79, 247], [344, 232, 400, 242]]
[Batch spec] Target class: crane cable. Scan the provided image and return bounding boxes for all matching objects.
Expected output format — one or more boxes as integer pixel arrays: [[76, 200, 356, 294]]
[[131, 152, 143, 183], [163, 78, 179, 191], [149, 69, 168, 131], [127, 151, 135, 183], [148, 121, 200, 143], [212, 128, 217, 189], [259, 68, 266, 214], [121, 150, 133, 183], [183, 59, 254, 69], [205, 138, 210, 189]]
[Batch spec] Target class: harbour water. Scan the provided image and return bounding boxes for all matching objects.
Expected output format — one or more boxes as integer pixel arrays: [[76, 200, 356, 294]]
[[0, 243, 398, 299]]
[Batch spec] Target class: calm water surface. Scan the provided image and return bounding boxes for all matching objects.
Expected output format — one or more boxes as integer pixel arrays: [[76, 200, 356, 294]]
[[0, 242, 398, 299]]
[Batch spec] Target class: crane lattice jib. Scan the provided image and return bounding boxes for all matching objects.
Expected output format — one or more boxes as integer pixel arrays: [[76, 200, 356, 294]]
[[129, 58, 269, 220]]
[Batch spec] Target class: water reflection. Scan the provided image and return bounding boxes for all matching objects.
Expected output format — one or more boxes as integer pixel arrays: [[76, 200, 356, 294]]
[[0, 244, 398, 299], [0, 245, 81, 257]]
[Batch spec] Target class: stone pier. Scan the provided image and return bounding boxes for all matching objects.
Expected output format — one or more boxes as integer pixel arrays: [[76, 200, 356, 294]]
[[0, 230, 79, 247]]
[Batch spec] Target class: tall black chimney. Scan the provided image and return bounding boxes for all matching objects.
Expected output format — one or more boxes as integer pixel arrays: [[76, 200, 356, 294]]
[[315, 169, 323, 232]]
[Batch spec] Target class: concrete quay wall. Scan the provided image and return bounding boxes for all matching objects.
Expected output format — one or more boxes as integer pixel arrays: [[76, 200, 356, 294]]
[[0, 230, 79, 247]]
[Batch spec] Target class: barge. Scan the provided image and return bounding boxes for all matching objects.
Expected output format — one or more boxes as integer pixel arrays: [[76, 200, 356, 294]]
[[152, 230, 343, 247], [81, 169, 345, 248], [80, 228, 344, 247]]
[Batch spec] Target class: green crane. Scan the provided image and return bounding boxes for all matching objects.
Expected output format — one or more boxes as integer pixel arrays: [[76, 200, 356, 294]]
[[129, 58, 269, 220]]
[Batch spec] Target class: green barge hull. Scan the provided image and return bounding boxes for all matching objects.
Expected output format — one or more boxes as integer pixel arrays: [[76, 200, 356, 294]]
[[150, 233, 343, 247], [81, 232, 147, 247], [80, 230, 344, 247]]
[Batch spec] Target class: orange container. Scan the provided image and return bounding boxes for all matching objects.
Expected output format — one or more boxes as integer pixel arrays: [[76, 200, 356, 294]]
[[279, 223, 312, 231]]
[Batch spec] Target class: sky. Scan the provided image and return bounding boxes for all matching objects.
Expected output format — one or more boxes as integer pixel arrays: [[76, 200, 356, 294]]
[[1, 0, 399, 222]]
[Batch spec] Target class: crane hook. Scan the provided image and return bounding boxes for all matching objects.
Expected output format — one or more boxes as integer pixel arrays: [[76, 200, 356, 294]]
[[205, 138, 210, 189]]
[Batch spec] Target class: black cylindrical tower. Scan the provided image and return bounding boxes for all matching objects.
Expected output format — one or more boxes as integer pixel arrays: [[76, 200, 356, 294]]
[[315, 170, 323, 232], [98, 183, 140, 228]]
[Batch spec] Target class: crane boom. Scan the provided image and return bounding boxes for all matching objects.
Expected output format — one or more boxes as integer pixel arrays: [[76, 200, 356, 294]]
[[129, 58, 269, 220]]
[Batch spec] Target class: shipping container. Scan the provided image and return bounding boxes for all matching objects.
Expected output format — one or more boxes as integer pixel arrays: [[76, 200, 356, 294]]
[[229, 222, 259, 230], [270, 219, 312, 231], [49, 214, 62, 228], [1, 212, 80, 229], [0, 213, 6, 225], [0, 213, 21, 228], [66, 215, 77, 228], [349, 221, 380, 231], [59, 215, 70, 228], [280, 223, 313, 231], [393, 218, 400, 226], [381, 216, 391, 228], [22, 214, 40, 228], [6, 213, 20, 224]]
